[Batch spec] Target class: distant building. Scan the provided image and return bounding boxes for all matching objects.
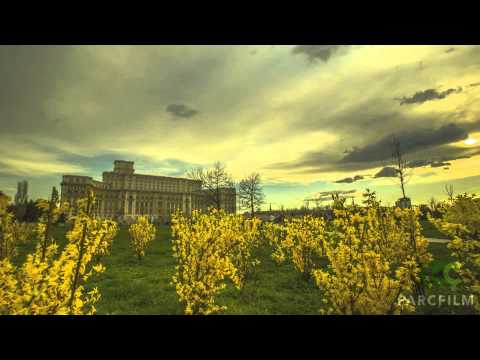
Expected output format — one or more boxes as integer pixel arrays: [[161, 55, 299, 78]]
[[60, 160, 236, 223], [14, 180, 28, 205]]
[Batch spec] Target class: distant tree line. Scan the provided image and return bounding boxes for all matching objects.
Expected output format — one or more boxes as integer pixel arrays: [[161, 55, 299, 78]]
[[3, 187, 67, 224]]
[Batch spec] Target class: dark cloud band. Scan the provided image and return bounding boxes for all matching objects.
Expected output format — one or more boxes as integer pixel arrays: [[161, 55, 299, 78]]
[[335, 175, 364, 183], [166, 104, 199, 118], [374, 167, 398, 178], [291, 45, 348, 63], [341, 123, 469, 164], [396, 87, 462, 106]]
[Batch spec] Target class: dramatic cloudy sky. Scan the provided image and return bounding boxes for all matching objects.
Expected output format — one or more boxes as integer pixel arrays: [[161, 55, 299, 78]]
[[1, 45, 480, 208]]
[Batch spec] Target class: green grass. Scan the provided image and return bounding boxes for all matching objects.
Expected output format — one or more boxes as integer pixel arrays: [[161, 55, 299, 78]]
[[12, 225, 475, 315], [427, 242, 454, 262], [420, 219, 449, 239]]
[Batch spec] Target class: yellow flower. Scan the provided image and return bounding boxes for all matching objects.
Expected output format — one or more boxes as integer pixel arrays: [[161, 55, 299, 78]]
[[129, 216, 156, 261]]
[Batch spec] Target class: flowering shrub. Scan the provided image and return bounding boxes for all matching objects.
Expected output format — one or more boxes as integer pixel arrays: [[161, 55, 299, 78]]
[[333, 194, 431, 269], [311, 191, 432, 314], [262, 221, 287, 263], [1, 209, 19, 261], [171, 209, 261, 315], [0, 192, 118, 315], [221, 213, 262, 289], [429, 193, 480, 312], [35, 187, 68, 261], [430, 193, 480, 239], [93, 220, 118, 263], [11, 222, 34, 245], [129, 216, 156, 261], [270, 215, 326, 279], [313, 237, 420, 314], [0, 202, 34, 261]]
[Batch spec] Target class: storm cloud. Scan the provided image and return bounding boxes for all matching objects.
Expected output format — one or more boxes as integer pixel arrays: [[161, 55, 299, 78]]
[[407, 159, 431, 168], [335, 175, 364, 183], [396, 87, 462, 105], [166, 104, 199, 118], [430, 161, 451, 168], [1, 45, 480, 206], [291, 45, 348, 63], [341, 123, 469, 164], [374, 167, 398, 178]]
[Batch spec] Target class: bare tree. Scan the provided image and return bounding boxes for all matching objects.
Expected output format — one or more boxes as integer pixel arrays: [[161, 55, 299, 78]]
[[444, 184, 454, 201], [391, 136, 410, 199], [187, 162, 234, 211], [238, 173, 265, 218]]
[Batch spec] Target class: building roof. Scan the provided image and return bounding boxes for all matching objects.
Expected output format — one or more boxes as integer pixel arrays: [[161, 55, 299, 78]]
[[102, 171, 201, 183]]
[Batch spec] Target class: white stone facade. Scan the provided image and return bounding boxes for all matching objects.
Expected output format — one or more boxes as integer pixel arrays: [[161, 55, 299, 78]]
[[60, 160, 236, 223]]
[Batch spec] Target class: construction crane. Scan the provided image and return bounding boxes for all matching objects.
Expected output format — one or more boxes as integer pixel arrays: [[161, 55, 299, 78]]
[[304, 194, 356, 209], [303, 196, 331, 209]]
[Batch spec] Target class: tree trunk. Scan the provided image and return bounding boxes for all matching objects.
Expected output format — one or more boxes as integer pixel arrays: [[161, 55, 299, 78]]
[[251, 194, 254, 218]]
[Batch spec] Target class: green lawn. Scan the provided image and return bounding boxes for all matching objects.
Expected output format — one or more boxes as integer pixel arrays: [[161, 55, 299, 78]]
[[12, 224, 475, 315], [420, 219, 449, 239]]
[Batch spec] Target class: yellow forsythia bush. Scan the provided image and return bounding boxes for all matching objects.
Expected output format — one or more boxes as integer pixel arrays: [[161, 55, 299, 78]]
[[35, 187, 68, 261], [262, 221, 286, 263], [429, 193, 480, 312], [1, 209, 20, 261], [271, 215, 326, 279], [11, 222, 34, 245], [0, 192, 118, 315], [129, 216, 156, 261], [0, 201, 34, 261], [262, 221, 285, 247], [171, 209, 261, 314], [221, 213, 262, 289], [313, 239, 420, 315], [94, 220, 117, 263], [312, 190, 432, 314]]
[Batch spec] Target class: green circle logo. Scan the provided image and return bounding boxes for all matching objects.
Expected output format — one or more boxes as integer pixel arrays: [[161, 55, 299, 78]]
[[443, 262, 462, 289], [423, 260, 462, 290]]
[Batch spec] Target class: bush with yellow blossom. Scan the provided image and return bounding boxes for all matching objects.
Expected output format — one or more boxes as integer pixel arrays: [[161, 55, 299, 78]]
[[171, 209, 261, 314], [0, 194, 34, 261], [269, 215, 326, 279], [312, 190, 432, 314], [429, 193, 480, 312], [93, 220, 118, 263], [262, 221, 287, 263], [313, 238, 420, 314], [129, 216, 156, 261], [1, 209, 20, 261], [35, 187, 68, 261], [0, 191, 118, 315], [219, 212, 262, 289]]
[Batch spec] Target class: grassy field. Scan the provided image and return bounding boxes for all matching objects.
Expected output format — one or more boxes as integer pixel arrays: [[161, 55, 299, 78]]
[[419, 219, 449, 239], [12, 223, 475, 315]]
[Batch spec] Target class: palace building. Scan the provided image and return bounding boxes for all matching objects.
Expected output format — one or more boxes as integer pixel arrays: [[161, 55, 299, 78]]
[[60, 160, 236, 223]]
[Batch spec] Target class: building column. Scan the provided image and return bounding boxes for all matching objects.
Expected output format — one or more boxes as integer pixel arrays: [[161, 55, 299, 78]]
[[121, 192, 127, 220], [132, 192, 137, 217], [100, 196, 105, 218]]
